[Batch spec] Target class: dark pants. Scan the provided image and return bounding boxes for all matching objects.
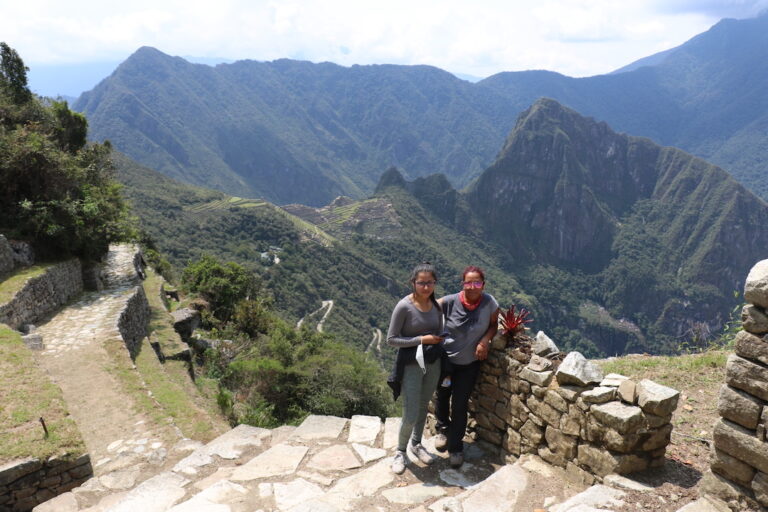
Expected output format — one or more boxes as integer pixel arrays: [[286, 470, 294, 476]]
[[435, 360, 481, 454]]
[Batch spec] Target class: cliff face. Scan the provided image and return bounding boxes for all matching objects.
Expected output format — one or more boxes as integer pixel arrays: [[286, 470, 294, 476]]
[[469, 98, 658, 270], [469, 98, 768, 292]]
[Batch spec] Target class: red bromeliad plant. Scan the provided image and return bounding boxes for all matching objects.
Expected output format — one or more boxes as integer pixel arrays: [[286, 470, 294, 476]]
[[500, 304, 532, 336]]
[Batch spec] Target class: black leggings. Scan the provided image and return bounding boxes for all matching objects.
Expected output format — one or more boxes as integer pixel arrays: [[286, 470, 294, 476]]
[[435, 360, 481, 454]]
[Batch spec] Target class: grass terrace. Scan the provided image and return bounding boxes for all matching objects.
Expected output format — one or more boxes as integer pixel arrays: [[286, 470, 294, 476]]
[[0, 324, 85, 462]]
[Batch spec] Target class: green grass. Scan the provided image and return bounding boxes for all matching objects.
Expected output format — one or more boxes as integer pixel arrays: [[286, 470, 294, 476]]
[[0, 324, 86, 463], [98, 271, 229, 443], [0, 264, 55, 304], [140, 270, 229, 440], [598, 349, 728, 390]]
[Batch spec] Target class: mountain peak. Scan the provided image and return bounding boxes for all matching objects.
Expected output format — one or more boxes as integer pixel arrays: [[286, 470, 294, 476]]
[[374, 167, 407, 193]]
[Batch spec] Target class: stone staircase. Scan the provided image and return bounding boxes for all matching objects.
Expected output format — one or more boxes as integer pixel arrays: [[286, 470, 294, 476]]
[[32, 413, 730, 512]]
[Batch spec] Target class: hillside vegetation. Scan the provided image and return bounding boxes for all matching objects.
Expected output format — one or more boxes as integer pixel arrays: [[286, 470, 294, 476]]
[[0, 42, 131, 262], [117, 99, 767, 360], [75, 13, 768, 206]]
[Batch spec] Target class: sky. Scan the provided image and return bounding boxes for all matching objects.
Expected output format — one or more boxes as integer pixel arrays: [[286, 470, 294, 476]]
[[3, 0, 768, 95]]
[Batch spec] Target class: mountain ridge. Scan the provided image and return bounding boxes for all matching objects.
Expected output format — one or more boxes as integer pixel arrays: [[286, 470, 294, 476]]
[[75, 13, 768, 205]]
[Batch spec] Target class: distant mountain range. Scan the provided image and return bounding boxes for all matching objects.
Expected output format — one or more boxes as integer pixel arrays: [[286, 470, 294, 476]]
[[76, 13, 768, 206], [118, 98, 768, 357]]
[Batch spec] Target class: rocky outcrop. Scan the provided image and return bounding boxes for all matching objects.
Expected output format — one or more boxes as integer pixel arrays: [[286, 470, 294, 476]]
[[705, 259, 768, 510], [469, 334, 678, 480], [0, 260, 83, 330], [171, 308, 200, 343]]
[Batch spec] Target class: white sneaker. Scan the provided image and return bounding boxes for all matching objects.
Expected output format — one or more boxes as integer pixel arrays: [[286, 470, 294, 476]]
[[392, 450, 407, 474], [409, 442, 434, 465]]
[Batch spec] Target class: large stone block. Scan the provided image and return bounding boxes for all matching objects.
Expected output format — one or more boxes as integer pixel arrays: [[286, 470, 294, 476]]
[[503, 428, 521, 456], [577, 444, 648, 477], [600, 373, 629, 387], [544, 389, 569, 413], [713, 418, 768, 474], [545, 426, 577, 459], [520, 367, 553, 387], [618, 380, 637, 404], [643, 412, 672, 429], [533, 330, 559, 356], [711, 448, 756, 485], [743, 305, 768, 335], [509, 394, 529, 421], [745, 259, 768, 309], [581, 386, 616, 404], [726, 354, 768, 401], [557, 385, 584, 402], [734, 330, 768, 366], [520, 419, 544, 444], [754, 472, 768, 509], [636, 379, 679, 416], [561, 406, 584, 437], [701, 470, 755, 509], [717, 384, 763, 430], [526, 395, 563, 427], [528, 354, 554, 372], [539, 446, 566, 467], [556, 352, 604, 386], [591, 402, 645, 433], [642, 424, 673, 451]]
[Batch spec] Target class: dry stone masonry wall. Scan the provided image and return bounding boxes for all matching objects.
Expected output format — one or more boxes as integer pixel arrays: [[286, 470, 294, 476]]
[[0, 259, 83, 331], [117, 285, 151, 359], [0, 456, 92, 511], [706, 259, 768, 509], [0, 235, 14, 275], [469, 330, 680, 482]]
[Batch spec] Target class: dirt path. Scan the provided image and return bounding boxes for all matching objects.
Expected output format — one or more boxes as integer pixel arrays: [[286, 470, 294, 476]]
[[296, 299, 334, 332], [34, 245, 181, 474]]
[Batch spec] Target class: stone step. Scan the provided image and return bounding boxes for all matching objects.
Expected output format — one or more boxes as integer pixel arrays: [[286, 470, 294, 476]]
[[45, 413, 708, 512]]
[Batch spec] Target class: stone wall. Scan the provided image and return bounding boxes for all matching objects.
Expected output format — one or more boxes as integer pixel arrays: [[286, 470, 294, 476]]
[[468, 331, 680, 482], [117, 285, 151, 359], [0, 455, 92, 511], [0, 235, 14, 275], [0, 260, 83, 331], [704, 259, 768, 509]]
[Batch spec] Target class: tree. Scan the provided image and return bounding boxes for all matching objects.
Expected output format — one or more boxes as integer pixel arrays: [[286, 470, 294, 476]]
[[0, 42, 32, 104], [182, 255, 260, 321]]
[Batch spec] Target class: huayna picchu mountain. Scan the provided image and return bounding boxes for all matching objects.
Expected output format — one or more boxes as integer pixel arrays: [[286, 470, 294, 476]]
[[463, 98, 768, 349], [76, 13, 768, 206]]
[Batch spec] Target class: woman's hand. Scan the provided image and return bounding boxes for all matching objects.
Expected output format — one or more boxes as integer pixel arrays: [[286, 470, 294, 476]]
[[421, 334, 444, 345], [475, 340, 489, 360]]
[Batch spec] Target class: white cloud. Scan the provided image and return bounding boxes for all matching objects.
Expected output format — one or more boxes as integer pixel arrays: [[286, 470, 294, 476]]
[[0, 0, 754, 78]]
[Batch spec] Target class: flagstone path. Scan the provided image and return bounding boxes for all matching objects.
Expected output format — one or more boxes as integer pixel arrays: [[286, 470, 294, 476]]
[[34, 245, 180, 477]]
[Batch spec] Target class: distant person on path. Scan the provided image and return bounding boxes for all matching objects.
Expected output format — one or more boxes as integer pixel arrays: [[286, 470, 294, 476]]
[[434, 266, 499, 468], [386, 262, 445, 474]]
